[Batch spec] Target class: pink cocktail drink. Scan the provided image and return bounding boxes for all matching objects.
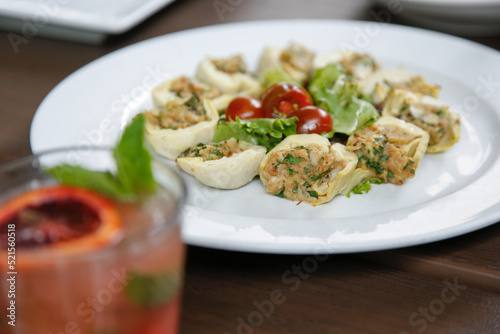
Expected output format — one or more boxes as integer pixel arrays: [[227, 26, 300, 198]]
[[0, 146, 186, 334]]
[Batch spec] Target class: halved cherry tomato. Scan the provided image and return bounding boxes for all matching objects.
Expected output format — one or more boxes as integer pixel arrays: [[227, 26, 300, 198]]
[[261, 82, 313, 118], [225, 97, 263, 121], [288, 106, 333, 135]]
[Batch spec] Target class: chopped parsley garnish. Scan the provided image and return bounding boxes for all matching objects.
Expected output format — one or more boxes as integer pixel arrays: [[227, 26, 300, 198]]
[[403, 160, 415, 170], [366, 159, 384, 174], [275, 187, 285, 198], [310, 169, 331, 182], [287, 167, 297, 175], [284, 154, 303, 165], [307, 191, 318, 199], [186, 93, 200, 109], [303, 181, 311, 188], [212, 149, 223, 156]]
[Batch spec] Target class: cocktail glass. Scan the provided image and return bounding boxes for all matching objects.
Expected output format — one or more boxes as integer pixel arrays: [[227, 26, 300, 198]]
[[0, 147, 186, 334]]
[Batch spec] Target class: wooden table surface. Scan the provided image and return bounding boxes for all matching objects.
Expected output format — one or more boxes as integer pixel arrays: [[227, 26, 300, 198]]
[[1, 0, 499, 333]]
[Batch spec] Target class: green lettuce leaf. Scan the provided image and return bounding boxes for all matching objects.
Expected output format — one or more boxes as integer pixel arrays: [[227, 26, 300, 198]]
[[346, 178, 383, 198], [308, 64, 380, 135], [213, 117, 298, 151], [308, 63, 345, 96], [262, 66, 298, 89]]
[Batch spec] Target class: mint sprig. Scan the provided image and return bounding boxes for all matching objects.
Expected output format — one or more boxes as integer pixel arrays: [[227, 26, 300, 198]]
[[113, 114, 156, 194], [46, 114, 155, 200], [125, 271, 181, 308]]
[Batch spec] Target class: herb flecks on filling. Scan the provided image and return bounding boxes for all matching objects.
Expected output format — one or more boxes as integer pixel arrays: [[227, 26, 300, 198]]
[[211, 55, 247, 74], [169, 76, 220, 100], [179, 138, 244, 161], [145, 95, 207, 130], [398, 101, 451, 147], [280, 43, 314, 74], [263, 145, 344, 201], [346, 124, 419, 185]]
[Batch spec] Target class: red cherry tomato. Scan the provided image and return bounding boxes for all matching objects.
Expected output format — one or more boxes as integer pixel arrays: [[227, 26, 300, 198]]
[[225, 97, 263, 121], [288, 106, 333, 135], [261, 82, 313, 118]]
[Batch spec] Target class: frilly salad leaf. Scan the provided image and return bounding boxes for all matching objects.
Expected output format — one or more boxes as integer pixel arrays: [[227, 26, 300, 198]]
[[262, 66, 299, 89], [308, 64, 380, 135], [46, 114, 155, 201], [214, 117, 298, 151], [346, 178, 383, 198]]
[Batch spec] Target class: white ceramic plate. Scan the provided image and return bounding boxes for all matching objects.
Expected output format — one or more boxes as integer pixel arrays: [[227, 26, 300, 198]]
[[0, 0, 176, 44], [376, 0, 500, 36], [30, 20, 500, 254]]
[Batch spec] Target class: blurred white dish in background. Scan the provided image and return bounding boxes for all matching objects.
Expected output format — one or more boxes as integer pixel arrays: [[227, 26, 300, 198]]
[[376, 0, 500, 36], [0, 0, 177, 44]]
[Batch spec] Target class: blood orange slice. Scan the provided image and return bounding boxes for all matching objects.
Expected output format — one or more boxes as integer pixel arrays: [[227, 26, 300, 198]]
[[0, 186, 123, 261]]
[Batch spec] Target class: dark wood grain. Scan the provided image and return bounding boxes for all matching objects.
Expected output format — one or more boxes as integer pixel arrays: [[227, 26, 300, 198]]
[[1, 0, 499, 333], [181, 247, 500, 334]]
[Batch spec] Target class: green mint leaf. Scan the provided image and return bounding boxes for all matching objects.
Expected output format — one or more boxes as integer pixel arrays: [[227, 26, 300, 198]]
[[262, 67, 300, 88], [125, 271, 181, 308], [45, 165, 133, 200], [113, 114, 156, 194]]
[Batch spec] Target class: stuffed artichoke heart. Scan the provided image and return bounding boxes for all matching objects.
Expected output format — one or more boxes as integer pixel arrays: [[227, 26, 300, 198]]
[[176, 138, 266, 189], [256, 43, 314, 84], [346, 116, 430, 186], [259, 134, 358, 206], [313, 50, 379, 80], [195, 54, 262, 97], [382, 89, 461, 153], [360, 69, 440, 106], [151, 75, 234, 112], [144, 98, 219, 160]]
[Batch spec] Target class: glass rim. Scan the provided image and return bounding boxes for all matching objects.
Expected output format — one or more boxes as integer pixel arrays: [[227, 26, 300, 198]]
[[0, 145, 188, 260], [0, 145, 188, 203]]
